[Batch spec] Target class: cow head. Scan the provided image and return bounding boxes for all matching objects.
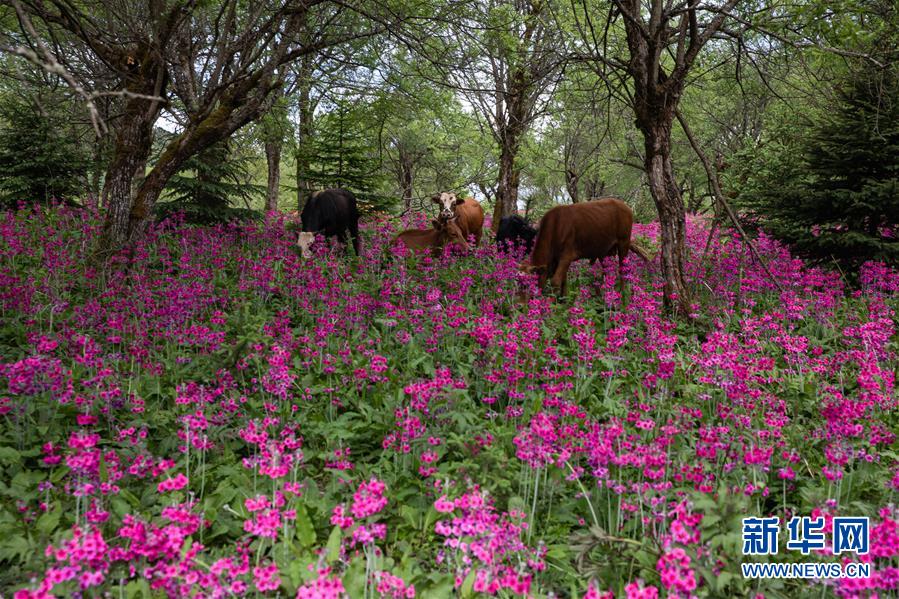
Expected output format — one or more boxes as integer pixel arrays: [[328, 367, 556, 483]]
[[297, 232, 316, 258], [431, 192, 464, 220], [434, 217, 468, 252], [516, 261, 546, 304], [518, 261, 546, 275]]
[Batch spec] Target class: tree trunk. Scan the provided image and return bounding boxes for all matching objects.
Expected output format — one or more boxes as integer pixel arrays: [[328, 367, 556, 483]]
[[492, 137, 521, 231], [265, 138, 281, 212], [400, 150, 414, 212], [100, 101, 159, 252], [127, 148, 183, 241], [99, 49, 167, 253], [295, 76, 314, 212], [477, 183, 495, 207], [565, 168, 580, 203], [127, 84, 285, 241], [641, 116, 690, 313], [584, 176, 602, 200], [85, 141, 103, 209]]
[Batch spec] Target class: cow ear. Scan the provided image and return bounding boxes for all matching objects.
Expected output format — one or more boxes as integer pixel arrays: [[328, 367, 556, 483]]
[[454, 196, 465, 206], [431, 194, 441, 204]]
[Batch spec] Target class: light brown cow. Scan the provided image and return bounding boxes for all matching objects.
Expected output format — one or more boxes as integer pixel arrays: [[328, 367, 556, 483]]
[[431, 192, 484, 245], [394, 218, 469, 256], [520, 198, 649, 297]]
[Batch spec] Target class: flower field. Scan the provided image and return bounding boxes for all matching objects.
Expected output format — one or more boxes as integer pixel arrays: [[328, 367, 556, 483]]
[[1, 206, 897, 598]]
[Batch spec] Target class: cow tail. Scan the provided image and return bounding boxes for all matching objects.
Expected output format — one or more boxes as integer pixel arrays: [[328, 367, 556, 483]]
[[629, 242, 651, 261]]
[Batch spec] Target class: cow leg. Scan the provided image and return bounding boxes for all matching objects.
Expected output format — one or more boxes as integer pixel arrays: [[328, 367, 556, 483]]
[[551, 255, 574, 298], [537, 269, 549, 294], [349, 221, 361, 257], [534, 255, 557, 296], [336, 229, 349, 254]]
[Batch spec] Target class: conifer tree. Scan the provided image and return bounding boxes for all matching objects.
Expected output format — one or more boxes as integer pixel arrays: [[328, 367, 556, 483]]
[[0, 97, 90, 207], [305, 99, 388, 212], [800, 69, 899, 264], [738, 65, 899, 269], [160, 137, 263, 223]]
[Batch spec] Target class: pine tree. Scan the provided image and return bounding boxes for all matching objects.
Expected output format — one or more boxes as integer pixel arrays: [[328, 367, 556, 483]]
[[0, 97, 90, 207], [160, 136, 264, 223], [737, 65, 899, 270], [799, 68, 899, 264], [304, 99, 390, 213]]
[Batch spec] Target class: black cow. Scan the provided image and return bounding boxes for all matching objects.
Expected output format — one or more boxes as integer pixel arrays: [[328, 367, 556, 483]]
[[496, 215, 538, 254], [298, 188, 360, 257]]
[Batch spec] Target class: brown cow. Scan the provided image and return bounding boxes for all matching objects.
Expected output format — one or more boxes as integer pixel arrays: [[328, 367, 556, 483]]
[[394, 218, 469, 256], [432, 192, 484, 245], [520, 198, 649, 297]]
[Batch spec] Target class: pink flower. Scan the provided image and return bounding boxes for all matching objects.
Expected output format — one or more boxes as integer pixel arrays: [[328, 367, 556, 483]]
[[351, 478, 388, 519], [297, 569, 345, 598], [156, 473, 189, 492], [253, 563, 281, 592], [434, 496, 455, 513], [624, 580, 659, 599], [584, 582, 614, 599]]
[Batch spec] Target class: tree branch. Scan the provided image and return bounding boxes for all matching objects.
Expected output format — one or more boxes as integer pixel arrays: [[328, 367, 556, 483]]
[[675, 108, 784, 293]]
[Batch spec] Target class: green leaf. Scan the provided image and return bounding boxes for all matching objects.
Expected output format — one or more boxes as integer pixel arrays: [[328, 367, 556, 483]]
[[716, 571, 735, 592], [125, 577, 152, 599], [0, 446, 20, 463], [420, 574, 455, 598], [111, 497, 132, 518], [423, 507, 440, 533], [36, 504, 61, 535], [342, 558, 367, 597], [325, 525, 342, 563], [702, 515, 722, 528], [295, 503, 316, 548], [50, 466, 70, 483], [0, 534, 31, 563], [459, 569, 477, 598], [399, 504, 421, 530]]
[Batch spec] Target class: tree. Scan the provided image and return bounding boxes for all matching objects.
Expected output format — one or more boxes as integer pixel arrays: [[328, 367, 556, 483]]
[[160, 134, 263, 223], [735, 64, 899, 268], [445, 0, 565, 229], [10, 0, 383, 253], [261, 91, 289, 213], [535, 76, 618, 204], [569, 0, 899, 311], [285, 23, 376, 213], [571, 0, 750, 311], [384, 126, 428, 211], [0, 95, 90, 207], [304, 97, 388, 212], [374, 49, 494, 213], [290, 52, 319, 212]]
